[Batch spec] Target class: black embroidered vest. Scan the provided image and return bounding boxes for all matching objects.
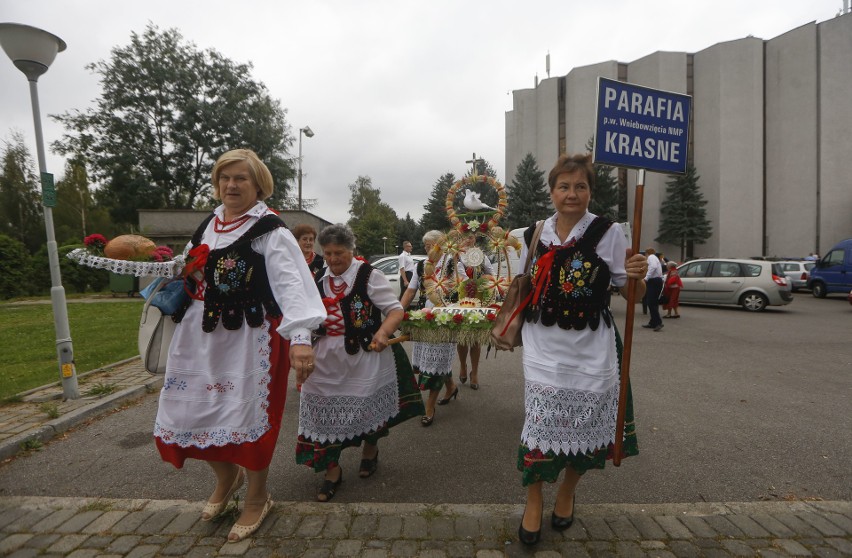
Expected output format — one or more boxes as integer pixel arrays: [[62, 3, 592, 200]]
[[524, 216, 614, 331], [173, 213, 286, 332], [316, 263, 383, 355]]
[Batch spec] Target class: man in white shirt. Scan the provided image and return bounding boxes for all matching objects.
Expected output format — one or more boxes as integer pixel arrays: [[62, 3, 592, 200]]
[[398, 241, 415, 298], [642, 247, 664, 331]]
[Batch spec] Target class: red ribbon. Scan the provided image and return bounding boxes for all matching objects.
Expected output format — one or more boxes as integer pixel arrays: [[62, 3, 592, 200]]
[[499, 247, 558, 337], [183, 244, 210, 301]]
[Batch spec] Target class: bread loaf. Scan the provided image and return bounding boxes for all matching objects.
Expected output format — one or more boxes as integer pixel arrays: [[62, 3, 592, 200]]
[[104, 235, 157, 260]]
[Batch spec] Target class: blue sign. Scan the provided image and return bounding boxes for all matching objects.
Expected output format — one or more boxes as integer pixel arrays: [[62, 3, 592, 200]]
[[593, 77, 691, 175]]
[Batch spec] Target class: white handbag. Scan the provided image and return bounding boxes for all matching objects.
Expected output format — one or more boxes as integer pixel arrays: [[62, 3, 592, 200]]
[[138, 280, 178, 375]]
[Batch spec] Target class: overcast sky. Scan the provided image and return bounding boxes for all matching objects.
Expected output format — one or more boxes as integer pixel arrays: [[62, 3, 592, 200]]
[[0, 0, 842, 227]]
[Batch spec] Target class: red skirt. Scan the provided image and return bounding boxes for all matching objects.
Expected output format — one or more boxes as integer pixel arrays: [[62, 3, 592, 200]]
[[664, 287, 681, 309], [155, 317, 290, 471]]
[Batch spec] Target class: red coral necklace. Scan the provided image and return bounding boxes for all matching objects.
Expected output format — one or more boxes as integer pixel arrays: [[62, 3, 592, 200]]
[[213, 214, 251, 233]]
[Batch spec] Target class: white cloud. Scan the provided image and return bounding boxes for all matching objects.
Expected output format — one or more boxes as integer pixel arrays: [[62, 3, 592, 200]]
[[0, 0, 841, 226]]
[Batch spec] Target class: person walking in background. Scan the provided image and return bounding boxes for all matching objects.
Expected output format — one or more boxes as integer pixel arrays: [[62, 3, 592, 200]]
[[662, 261, 683, 318], [293, 224, 325, 282], [398, 241, 415, 298], [642, 247, 664, 332], [400, 230, 463, 426], [297, 224, 423, 502], [515, 153, 647, 546], [154, 149, 326, 543], [457, 236, 494, 390]]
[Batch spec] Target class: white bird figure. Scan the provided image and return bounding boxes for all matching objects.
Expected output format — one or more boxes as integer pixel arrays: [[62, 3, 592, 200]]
[[463, 189, 496, 211]]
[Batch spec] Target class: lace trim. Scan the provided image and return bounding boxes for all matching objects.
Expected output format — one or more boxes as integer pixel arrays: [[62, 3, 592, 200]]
[[298, 379, 399, 443], [153, 328, 273, 448], [67, 248, 185, 278], [521, 379, 619, 456], [411, 342, 455, 376]]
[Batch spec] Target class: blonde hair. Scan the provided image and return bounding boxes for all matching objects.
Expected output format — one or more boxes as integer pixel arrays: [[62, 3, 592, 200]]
[[211, 149, 274, 201]]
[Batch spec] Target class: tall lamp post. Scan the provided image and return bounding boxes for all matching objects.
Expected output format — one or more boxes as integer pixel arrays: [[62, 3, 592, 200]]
[[0, 22, 79, 399], [382, 236, 388, 254], [297, 125, 314, 211]]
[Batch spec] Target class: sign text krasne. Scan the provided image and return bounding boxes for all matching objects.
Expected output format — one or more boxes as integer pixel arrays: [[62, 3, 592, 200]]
[[593, 77, 691, 175]]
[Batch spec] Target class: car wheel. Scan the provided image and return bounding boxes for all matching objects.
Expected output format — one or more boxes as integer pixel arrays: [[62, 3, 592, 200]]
[[811, 282, 826, 298], [740, 292, 768, 312]]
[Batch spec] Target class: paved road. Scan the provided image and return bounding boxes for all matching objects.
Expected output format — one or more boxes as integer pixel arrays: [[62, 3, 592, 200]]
[[1, 293, 849, 509]]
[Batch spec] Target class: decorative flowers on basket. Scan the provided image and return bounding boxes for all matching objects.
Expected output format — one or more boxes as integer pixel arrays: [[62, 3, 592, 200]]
[[400, 307, 499, 345]]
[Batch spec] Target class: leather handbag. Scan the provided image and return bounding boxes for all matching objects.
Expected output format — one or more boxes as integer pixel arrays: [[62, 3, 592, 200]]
[[490, 220, 544, 351], [138, 279, 178, 375]]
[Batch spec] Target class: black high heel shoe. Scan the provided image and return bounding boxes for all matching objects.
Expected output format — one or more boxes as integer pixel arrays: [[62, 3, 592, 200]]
[[551, 495, 575, 531], [518, 503, 543, 546], [436, 387, 459, 405]]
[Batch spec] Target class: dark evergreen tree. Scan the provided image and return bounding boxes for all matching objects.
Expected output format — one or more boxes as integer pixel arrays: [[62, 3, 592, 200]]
[[585, 137, 619, 221], [504, 153, 550, 229], [0, 132, 45, 253], [396, 213, 423, 254], [463, 157, 499, 208], [656, 164, 712, 261], [419, 172, 455, 232], [52, 23, 294, 225]]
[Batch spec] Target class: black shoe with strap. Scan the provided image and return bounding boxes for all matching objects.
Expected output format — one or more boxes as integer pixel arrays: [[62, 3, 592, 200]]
[[359, 450, 379, 478]]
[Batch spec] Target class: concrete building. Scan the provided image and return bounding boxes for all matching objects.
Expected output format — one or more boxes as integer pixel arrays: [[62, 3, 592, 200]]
[[505, 15, 852, 259]]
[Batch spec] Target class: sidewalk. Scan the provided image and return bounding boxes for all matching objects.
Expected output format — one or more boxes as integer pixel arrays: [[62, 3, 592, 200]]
[[1, 362, 851, 556], [0, 357, 162, 462], [0, 496, 850, 557]]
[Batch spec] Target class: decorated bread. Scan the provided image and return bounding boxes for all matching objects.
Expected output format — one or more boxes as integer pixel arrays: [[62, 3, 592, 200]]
[[104, 234, 157, 260]]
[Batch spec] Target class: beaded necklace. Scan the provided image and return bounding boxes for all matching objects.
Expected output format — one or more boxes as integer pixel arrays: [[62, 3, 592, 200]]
[[213, 214, 251, 233]]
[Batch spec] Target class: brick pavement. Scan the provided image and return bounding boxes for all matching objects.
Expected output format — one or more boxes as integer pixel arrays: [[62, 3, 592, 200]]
[[0, 496, 849, 557]]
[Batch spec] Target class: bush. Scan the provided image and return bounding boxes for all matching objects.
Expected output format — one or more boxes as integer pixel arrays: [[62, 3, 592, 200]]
[[29, 244, 109, 294], [0, 235, 32, 299]]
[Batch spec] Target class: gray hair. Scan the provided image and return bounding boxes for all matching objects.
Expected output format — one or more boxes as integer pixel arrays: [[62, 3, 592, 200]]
[[318, 224, 356, 251], [667, 260, 678, 269], [422, 230, 443, 245]]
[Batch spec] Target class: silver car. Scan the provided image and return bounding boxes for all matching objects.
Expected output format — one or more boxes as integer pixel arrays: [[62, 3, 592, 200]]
[[371, 255, 426, 294], [677, 259, 793, 312], [778, 261, 815, 292]]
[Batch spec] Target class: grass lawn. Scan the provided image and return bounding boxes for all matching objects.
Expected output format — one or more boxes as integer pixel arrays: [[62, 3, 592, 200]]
[[0, 300, 143, 400]]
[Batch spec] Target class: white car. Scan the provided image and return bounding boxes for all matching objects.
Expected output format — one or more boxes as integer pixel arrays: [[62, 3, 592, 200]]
[[778, 261, 815, 292], [371, 255, 427, 295]]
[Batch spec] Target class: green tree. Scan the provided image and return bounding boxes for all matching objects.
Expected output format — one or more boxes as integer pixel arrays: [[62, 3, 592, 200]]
[[656, 164, 712, 260], [52, 23, 294, 226], [420, 172, 455, 232], [585, 137, 619, 221], [505, 153, 550, 229], [347, 176, 398, 258], [0, 132, 45, 253]]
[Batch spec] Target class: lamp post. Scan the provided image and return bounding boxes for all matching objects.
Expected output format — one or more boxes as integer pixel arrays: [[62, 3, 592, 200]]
[[382, 236, 387, 254], [0, 22, 79, 399], [297, 125, 314, 211]]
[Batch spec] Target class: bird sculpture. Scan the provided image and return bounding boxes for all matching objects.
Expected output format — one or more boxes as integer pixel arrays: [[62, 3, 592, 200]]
[[463, 189, 496, 211]]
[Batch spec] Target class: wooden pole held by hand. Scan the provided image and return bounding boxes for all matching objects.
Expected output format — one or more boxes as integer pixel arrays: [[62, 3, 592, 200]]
[[614, 169, 645, 466], [368, 334, 410, 351]]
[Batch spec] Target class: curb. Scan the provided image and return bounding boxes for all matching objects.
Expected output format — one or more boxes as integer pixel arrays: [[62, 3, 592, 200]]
[[0, 373, 162, 462]]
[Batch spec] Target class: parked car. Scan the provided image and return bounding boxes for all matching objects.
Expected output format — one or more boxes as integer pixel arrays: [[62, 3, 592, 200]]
[[808, 238, 852, 298], [778, 261, 815, 292], [676, 258, 792, 311], [371, 254, 427, 297]]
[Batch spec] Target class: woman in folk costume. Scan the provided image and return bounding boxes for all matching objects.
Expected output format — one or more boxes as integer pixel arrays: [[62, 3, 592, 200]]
[[297, 224, 424, 502], [154, 149, 326, 542], [515, 153, 648, 546], [400, 230, 466, 426]]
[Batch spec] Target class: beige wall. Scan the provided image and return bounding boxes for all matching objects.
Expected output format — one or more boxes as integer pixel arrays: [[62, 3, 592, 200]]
[[765, 23, 819, 258], [818, 15, 852, 253]]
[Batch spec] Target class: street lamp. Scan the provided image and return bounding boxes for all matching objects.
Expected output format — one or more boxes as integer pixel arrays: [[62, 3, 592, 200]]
[[0, 22, 79, 399], [298, 125, 314, 211], [382, 236, 388, 254]]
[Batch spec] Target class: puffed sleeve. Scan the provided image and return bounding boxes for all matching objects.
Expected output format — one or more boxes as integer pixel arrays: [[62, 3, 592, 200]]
[[253, 227, 327, 342], [366, 269, 404, 315], [597, 223, 628, 287]]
